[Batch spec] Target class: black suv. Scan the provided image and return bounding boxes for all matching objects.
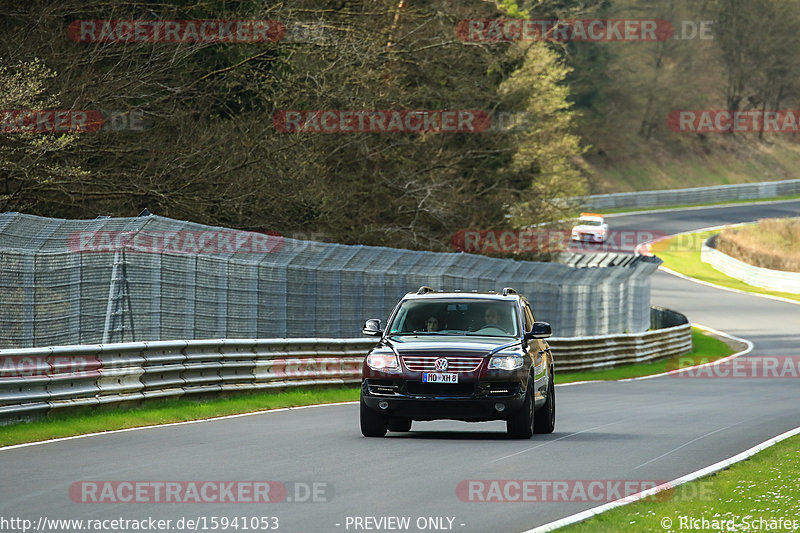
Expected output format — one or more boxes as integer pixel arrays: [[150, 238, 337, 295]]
[[360, 287, 555, 438]]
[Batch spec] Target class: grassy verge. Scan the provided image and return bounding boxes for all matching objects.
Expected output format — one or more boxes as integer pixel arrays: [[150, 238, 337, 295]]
[[652, 230, 800, 303], [555, 327, 736, 384], [0, 387, 358, 447], [717, 218, 800, 272], [0, 329, 734, 447], [587, 193, 800, 216], [560, 432, 800, 532]]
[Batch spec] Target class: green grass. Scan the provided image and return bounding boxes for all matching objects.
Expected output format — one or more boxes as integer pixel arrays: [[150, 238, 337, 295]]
[[717, 218, 800, 272], [652, 230, 800, 303], [560, 432, 800, 532], [586, 127, 800, 196], [591, 155, 751, 194], [0, 387, 358, 447], [580, 193, 800, 216], [0, 328, 735, 447], [555, 327, 736, 384]]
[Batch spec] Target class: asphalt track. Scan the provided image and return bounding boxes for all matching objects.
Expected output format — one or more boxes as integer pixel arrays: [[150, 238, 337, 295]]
[[1, 201, 799, 533]]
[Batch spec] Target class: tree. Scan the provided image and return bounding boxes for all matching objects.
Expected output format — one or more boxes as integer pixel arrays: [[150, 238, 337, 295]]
[[0, 0, 588, 251], [715, 0, 800, 130], [499, 43, 586, 227], [0, 58, 90, 213]]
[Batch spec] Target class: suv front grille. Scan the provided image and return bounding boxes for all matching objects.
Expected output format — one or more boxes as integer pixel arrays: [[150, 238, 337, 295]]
[[401, 356, 483, 372]]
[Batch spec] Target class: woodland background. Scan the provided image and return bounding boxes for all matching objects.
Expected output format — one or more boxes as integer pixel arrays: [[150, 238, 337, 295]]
[[3, 0, 800, 251]]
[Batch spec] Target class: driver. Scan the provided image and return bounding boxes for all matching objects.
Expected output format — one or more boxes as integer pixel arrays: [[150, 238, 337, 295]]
[[483, 307, 502, 329]]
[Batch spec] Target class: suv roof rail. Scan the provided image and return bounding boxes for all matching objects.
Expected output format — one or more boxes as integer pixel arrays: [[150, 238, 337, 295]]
[[416, 286, 435, 295], [502, 287, 517, 296]]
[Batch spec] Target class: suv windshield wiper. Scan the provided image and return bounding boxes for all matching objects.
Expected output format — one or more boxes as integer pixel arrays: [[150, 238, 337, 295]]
[[462, 332, 514, 337], [389, 331, 461, 336], [390, 331, 513, 337]]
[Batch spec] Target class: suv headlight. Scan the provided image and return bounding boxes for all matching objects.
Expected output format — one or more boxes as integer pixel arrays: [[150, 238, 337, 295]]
[[488, 354, 524, 371], [366, 352, 401, 373]]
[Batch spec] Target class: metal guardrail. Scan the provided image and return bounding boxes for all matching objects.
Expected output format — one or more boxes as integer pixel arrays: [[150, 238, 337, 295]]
[[0, 338, 369, 422], [0, 308, 691, 423], [576, 179, 800, 211], [553, 306, 692, 373], [553, 331, 691, 373], [702, 234, 800, 294]]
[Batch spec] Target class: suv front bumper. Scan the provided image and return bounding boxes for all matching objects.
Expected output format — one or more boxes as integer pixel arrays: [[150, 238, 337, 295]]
[[361, 379, 527, 422]]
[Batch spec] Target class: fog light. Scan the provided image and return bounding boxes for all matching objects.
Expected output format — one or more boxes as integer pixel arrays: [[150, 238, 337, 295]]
[[494, 403, 505, 412], [378, 401, 389, 410]]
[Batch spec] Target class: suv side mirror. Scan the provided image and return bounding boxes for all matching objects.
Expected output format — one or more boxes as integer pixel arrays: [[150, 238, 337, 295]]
[[362, 319, 383, 337], [526, 321, 552, 340]]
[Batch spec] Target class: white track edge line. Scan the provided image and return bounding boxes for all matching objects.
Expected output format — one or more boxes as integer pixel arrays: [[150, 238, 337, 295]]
[[522, 424, 800, 533], [639, 223, 800, 306], [2, 324, 751, 448], [659, 265, 800, 306], [616, 323, 753, 382], [526, 217, 800, 531], [558, 323, 752, 385]]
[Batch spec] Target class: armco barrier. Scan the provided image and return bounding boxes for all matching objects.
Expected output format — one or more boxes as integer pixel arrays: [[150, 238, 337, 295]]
[[701, 234, 800, 294], [576, 179, 800, 211], [553, 307, 692, 373], [0, 308, 690, 423]]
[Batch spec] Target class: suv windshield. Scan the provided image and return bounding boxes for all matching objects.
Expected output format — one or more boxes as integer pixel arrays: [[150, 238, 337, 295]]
[[388, 299, 519, 337], [580, 219, 603, 226]]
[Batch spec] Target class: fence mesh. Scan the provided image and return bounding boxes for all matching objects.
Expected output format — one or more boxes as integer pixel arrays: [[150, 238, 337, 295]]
[[0, 212, 662, 348]]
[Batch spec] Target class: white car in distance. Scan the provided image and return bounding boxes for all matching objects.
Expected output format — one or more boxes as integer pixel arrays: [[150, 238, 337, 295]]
[[571, 213, 608, 243]]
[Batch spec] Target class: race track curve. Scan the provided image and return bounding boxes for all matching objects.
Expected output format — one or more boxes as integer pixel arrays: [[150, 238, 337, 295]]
[[2, 200, 799, 533]]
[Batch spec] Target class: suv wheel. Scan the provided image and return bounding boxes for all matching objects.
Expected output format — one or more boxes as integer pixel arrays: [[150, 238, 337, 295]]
[[506, 378, 534, 439], [533, 372, 555, 434], [387, 417, 412, 432], [360, 394, 387, 437]]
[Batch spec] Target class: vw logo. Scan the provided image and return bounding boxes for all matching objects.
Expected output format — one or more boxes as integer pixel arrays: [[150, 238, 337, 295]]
[[434, 358, 449, 371]]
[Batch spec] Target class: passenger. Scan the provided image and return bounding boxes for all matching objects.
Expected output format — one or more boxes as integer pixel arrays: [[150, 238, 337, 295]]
[[425, 316, 439, 332]]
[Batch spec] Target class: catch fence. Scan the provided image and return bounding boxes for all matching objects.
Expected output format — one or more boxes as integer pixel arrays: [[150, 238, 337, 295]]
[[0, 212, 661, 348]]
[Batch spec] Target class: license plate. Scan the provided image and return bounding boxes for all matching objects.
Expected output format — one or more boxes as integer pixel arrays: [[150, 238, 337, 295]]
[[423, 373, 458, 383]]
